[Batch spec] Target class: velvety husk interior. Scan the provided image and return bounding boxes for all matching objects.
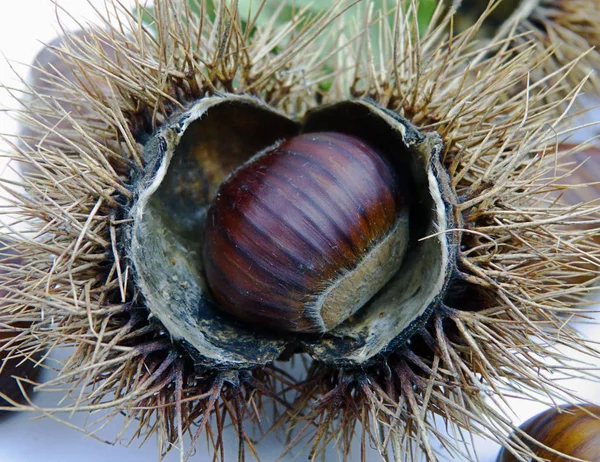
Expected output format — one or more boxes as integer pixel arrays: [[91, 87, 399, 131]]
[[129, 95, 298, 368], [128, 96, 455, 368]]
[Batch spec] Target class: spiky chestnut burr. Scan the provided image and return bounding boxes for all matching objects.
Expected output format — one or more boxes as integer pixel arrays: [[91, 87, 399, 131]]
[[497, 404, 600, 461], [3, 1, 600, 461], [204, 132, 409, 333]]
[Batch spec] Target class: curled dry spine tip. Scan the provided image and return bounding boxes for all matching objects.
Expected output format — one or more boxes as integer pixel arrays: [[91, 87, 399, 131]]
[[2, 0, 600, 461]]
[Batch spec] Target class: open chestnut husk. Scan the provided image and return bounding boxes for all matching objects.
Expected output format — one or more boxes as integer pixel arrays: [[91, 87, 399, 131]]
[[497, 404, 600, 461], [127, 95, 456, 367]]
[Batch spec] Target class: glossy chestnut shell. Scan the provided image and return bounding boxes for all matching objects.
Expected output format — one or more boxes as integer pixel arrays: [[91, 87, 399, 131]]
[[204, 132, 409, 333], [497, 404, 600, 462]]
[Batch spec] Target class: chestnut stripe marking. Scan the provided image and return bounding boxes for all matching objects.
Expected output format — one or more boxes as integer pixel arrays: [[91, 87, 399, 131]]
[[210, 206, 317, 294], [215, 194, 322, 278], [283, 151, 378, 248], [296, 133, 394, 209], [263, 175, 356, 266], [220, 201, 321, 279], [274, 153, 363, 256], [326, 133, 400, 224], [206, 253, 292, 310], [205, 254, 309, 331], [284, 147, 373, 238], [216, 178, 325, 280], [334, 135, 397, 187], [209, 198, 314, 290], [206, 222, 309, 300], [241, 180, 343, 270], [286, 133, 397, 234]]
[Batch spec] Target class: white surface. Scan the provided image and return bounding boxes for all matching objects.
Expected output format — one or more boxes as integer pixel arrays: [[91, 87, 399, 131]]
[[0, 1, 599, 461]]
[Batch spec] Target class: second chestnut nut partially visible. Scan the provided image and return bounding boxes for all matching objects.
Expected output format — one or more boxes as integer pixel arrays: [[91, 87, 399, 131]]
[[203, 132, 410, 333], [496, 404, 600, 461]]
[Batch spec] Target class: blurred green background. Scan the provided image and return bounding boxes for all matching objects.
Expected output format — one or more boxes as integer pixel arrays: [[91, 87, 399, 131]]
[[141, 0, 438, 37]]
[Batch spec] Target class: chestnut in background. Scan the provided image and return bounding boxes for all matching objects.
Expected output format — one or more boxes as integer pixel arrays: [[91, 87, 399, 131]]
[[497, 403, 600, 461]]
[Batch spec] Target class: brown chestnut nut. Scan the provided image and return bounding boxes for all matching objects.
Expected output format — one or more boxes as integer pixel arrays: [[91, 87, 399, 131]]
[[496, 404, 600, 461], [203, 132, 410, 333]]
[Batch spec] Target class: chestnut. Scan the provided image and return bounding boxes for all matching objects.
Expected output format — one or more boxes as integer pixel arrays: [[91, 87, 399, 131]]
[[496, 404, 600, 461], [203, 132, 409, 333]]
